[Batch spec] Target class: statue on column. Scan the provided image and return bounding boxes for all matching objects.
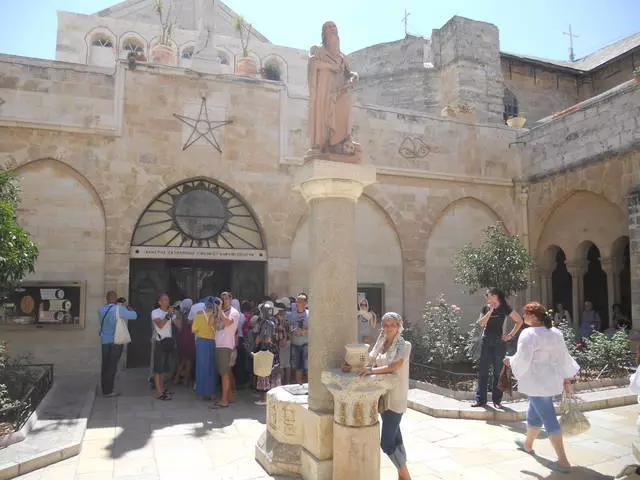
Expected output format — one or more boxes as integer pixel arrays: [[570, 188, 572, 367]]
[[192, 0, 220, 73], [307, 21, 362, 158]]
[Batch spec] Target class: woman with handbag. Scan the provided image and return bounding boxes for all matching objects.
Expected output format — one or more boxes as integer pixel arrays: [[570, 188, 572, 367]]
[[472, 287, 523, 409], [344, 312, 412, 480], [504, 301, 580, 474], [151, 293, 177, 401]]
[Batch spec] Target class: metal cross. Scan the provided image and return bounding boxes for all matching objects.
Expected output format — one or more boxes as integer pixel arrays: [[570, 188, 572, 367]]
[[402, 9, 410, 37], [563, 24, 579, 62], [173, 97, 233, 153]]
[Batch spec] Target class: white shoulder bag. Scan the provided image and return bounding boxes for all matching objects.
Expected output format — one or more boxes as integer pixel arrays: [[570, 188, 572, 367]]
[[114, 305, 132, 345]]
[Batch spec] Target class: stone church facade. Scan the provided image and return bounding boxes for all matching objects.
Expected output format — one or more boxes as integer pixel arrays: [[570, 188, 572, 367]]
[[0, 0, 638, 373]]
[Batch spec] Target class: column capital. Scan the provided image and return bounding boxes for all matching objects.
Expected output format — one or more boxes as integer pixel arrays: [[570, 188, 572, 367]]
[[321, 369, 397, 427], [295, 159, 377, 203], [566, 263, 586, 275]]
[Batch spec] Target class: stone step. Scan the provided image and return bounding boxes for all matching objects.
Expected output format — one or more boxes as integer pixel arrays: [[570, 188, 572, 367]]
[[407, 386, 637, 421], [0, 374, 96, 480]]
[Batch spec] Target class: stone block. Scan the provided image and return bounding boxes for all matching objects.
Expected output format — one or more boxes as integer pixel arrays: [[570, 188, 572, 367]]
[[266, 386, 308, 446], [255, 430, 301, 477], [300, 448, 333, 480], [332, 423, 381, 480], [301, 407, 333, 461]]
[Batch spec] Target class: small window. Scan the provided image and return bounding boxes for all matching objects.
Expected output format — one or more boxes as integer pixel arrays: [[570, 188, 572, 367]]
[[123, 39, 145, 60], [181, 47, 194, 59], [503, 88, 519, 122], [92, 36, 113, 48]]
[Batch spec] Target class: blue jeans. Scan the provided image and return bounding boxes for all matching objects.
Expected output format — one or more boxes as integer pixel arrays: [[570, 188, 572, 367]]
[[475, 336, 506, 404], [291, 343, 308, 371], [380, 410, 406, 469], [527, 396, 560, 435]]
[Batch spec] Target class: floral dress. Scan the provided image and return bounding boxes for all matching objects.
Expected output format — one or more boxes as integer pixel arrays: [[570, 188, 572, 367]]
[[254, 341, 281, 392]]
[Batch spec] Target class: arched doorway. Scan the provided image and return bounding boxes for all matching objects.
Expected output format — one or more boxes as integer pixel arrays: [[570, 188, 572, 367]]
[[551, 248, 573, 315], [127, 178, 267, 367], [583, 244, 608, 330]]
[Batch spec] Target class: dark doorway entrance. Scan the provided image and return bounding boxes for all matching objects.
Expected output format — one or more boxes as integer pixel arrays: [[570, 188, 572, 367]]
[[551, 248, 573, 314], [127, 259, 266, 368], [583, 244, 608, 330], [357, 283, 385, 321]]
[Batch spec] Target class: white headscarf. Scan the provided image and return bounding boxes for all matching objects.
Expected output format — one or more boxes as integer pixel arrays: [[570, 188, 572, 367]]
[[369, 312, 406, 367], [181, 299, 193, 318], [189, 302, 205, 321], [231, 298, 241, 312]]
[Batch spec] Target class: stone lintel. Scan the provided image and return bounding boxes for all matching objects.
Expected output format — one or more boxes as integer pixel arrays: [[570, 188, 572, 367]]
[[294, 159, 377, 202]]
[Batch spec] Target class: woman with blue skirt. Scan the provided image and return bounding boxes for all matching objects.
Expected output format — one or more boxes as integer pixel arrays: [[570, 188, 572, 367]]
[[191, 299, 217, 400]]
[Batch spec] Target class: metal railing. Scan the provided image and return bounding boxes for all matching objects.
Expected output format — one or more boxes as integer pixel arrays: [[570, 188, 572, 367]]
[[0, 364, 54, 432]]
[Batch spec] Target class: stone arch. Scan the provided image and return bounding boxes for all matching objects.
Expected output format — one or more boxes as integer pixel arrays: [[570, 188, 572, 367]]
[[611, 235, 631, 318], [119, 31, 148, 61], [85, 27, 117, 67], [129, 177, 267, 254], [536, 190, 627, 264], [8, 158, 107, 370], [289, 195, 404, 313], [262, 53, 288, 82], [424, 196, 503, 328]]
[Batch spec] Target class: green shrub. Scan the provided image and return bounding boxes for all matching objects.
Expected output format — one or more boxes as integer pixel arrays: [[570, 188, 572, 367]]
[[408, 295, 466, 365]]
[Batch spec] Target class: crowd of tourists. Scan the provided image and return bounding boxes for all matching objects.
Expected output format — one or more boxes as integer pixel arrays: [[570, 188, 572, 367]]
[[98, 284, 624, 478]]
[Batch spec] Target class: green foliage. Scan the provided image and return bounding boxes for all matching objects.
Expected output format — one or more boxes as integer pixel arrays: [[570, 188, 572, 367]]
[[0, 342, 18, 411], [555, 317, 634, 379], [454, 222, 533, 298], [152, 0, 177, 46], [233, 16, 252, 57], [0, 170, 38, 296], [262, 63, 282, 81], [408, 295, 466, 365]]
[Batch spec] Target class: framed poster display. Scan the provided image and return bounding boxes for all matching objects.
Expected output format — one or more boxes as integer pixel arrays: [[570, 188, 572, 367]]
[[0, 281, 86, 329]]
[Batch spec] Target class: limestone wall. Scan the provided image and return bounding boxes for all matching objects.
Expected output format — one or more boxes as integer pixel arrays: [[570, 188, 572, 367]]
[[518, 79, 640, 179], [590, 50, 640, 96]]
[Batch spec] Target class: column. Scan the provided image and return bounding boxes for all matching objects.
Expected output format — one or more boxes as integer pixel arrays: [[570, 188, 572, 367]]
[[628, 184, 640, 330], [322, 370, 398, 480], [296, 160, 377, 411], [539, 271, 552, 308], [601, 258, 617, 325], [567, 263, 584, 328], [191, 0, 221, 74]]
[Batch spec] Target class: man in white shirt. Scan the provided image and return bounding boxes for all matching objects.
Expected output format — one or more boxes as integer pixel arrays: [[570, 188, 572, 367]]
[[214, 291, 240, 407], [151, 293, 176, 400]]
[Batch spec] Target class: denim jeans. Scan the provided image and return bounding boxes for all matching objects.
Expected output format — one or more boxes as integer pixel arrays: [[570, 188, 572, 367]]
[[101, 343, 123, 395], [527, 396, 561, 434], [380, 410, 407, 469], [475, 335, 507, 404]]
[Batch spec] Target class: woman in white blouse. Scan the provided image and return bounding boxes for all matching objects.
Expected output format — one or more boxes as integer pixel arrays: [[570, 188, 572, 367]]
[[504, 302, 580, 474], [356, 312, 412, 480]]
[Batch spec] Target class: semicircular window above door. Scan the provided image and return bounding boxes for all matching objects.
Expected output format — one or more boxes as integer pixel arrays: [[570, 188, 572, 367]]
[[130, 179, 266, 261]]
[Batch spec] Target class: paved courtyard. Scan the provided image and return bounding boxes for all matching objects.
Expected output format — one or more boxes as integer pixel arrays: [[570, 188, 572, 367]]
[[14, 370, 639, 480]]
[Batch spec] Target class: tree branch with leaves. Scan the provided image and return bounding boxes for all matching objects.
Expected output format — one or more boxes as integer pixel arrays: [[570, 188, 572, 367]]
[[232, 15, 252, 57]]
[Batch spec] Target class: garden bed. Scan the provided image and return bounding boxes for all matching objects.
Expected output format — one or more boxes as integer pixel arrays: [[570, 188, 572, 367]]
[[0, 364, 54, 438]]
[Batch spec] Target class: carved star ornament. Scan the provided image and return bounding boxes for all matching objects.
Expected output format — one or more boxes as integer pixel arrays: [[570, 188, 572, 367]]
[[173, 97, 233, 153]]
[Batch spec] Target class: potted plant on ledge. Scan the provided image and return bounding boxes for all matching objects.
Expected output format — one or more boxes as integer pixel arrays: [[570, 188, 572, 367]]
[[634, 67, 640, 84], [506, 112, 527, 128], [150, 0, 178, 66], [233, 15, 257, 76]]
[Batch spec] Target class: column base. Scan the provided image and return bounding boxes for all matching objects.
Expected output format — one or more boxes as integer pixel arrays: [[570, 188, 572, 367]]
[[333, 422, 381, 480], [302, 407, 334, 461], [300, 448, 333, 480], [255, 430, 301, 476]]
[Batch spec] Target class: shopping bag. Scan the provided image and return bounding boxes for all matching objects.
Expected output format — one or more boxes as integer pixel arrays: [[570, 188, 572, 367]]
[[559, 389, 590, 436], [497, 365, 513, 396], [253, 350, 274, 377], [114, 306, 131, 345]]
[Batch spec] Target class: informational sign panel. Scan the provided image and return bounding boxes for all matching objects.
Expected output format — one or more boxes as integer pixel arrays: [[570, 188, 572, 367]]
[[0, 282, 86, 328], [130, 246, 267, 261]]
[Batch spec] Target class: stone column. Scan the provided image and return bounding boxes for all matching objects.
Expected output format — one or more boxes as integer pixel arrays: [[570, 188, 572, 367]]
[[601, 258, 616, 325], [628, 184, 640, 330], [321, 370, 398, 480], [567, 264, 584, 327], [191, 0, 221, 74], [539, 272, 552, 308], [295, 160, 377, 411]]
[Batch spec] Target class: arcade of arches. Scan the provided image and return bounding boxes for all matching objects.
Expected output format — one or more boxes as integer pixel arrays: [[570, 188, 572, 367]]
[[536, 190, 630, 329]]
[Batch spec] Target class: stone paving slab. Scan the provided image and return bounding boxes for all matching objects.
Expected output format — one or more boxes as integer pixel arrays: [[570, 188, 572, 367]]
[[0, 374, 96, 480], [11, 369, 640, 479], [408, 386, 637, 421]]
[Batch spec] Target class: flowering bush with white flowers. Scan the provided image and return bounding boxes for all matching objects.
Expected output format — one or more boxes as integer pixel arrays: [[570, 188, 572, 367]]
[[406, 295, 467, 366]]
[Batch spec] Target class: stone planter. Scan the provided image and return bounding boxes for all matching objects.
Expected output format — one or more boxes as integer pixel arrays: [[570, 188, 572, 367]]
[[344, 344, 369, 369], [235, 56, 258, 76], [150, 45, 177, 67], [507, 116, 527, 128]]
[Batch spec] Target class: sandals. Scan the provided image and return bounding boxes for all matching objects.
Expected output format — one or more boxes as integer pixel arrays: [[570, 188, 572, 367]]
[[209, 402, 229, 409], [157, 393, 172, 401], [515, 439, 535, 455]]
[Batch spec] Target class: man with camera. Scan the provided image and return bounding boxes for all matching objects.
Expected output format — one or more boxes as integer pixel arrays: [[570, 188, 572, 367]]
[[152, 293, 177, 400], [288, 292, 309, 385], [98, 291, 138, 397], [214, 291, 240, 408]]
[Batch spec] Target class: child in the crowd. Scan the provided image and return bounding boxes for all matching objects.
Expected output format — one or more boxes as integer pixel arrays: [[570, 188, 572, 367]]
[[252, 301, 281, 405]]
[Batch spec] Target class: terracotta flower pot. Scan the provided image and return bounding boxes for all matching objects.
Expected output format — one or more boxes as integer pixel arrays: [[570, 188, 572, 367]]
[[235, 57, 258, 76], [150, 45, 177, 66], [507, 117, 527, 128]]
